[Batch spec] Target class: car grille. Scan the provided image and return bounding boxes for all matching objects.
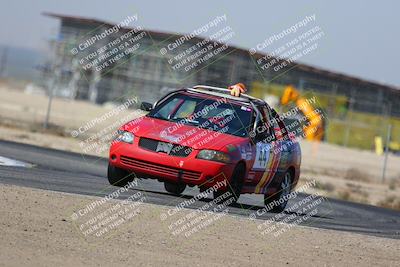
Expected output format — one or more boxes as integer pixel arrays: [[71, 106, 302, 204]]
[[120, 156, 201, 180], [139, 137, 192, 157]]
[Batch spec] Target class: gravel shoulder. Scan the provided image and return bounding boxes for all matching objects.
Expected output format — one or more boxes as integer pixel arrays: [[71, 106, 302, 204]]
[[0, 184, 399, 267]]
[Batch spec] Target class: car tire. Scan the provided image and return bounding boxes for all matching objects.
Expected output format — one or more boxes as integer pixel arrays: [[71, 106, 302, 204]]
[[164, 181, 186, 195], [107, 163, 133, 186], [264, 170, 293, 213], [213, 163, 245, 205]]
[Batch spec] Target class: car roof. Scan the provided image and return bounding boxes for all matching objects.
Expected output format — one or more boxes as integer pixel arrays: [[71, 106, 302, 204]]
[[181, 90, 250, 106], [185, 85, 266, 106]]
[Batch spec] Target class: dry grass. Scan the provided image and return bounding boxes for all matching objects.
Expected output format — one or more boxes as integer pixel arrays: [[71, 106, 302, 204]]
[[346, 183, 369, 197], [314, 181, 335, 192], [388, 180, 396, 191], [377, 196, 400, 211], [337, 190, 352, 201], [336, 185, 370, 204], [344, 168, 371, 183], [0, 117, 67, 137]]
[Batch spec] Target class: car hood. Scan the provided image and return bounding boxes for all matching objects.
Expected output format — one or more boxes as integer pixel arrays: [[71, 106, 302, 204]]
[[122, 116, 246, 150]]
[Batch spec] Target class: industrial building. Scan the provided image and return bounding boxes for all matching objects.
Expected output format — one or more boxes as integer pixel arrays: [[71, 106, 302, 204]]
[[42, 12, 400, 117]]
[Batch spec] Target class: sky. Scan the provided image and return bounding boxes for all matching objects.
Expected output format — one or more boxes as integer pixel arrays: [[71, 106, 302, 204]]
[[0, 0, 399, 86]]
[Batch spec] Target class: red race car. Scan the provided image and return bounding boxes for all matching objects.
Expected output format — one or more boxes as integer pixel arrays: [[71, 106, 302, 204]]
[[108, 85, 301, 211]]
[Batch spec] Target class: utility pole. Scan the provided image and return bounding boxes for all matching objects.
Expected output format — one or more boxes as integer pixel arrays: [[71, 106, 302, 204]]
[[343, 88, 355, 147], [43, 42, 62, 130], [0, 47, 8, 78], [43, 65, 59, 129], [381, 124, 392, 183]]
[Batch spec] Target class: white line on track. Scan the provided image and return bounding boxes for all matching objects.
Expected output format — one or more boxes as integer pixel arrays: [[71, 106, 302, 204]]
[[0, 156, 34, 167]]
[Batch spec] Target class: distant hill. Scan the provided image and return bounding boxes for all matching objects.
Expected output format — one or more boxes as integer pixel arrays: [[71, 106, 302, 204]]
[[0, 44, 45, 82]]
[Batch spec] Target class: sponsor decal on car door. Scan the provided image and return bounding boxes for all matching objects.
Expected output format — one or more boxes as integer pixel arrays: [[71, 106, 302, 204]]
[[252, 141, 282, 194], [253, 142, 271, 169]]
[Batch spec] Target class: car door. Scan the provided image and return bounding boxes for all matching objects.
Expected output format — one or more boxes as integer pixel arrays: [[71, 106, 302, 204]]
[[269, 108, 294, 184], [251, 104, 282, 194]]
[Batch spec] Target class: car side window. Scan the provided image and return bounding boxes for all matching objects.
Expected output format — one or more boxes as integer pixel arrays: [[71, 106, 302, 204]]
[[154, 97, 181, 119], [173, 100, 197, 119], [270, 108, 288, 141], [271, 116, 282, 141], [258, 105, 275, 142]]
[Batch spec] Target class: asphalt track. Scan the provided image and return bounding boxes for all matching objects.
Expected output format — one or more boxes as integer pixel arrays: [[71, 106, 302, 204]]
[[0, 140, 399, 239]]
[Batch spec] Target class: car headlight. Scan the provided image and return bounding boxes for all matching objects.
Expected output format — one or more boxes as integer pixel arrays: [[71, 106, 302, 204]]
[[116, 130, 134, 144], [196, 150, 230, 163]]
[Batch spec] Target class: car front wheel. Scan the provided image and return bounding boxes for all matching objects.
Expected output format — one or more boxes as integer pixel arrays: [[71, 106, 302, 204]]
[[213, 163, 245, 205], [164, 181, 186, 195], [107, 163, 134, 186], [264, 171, 293, 213]]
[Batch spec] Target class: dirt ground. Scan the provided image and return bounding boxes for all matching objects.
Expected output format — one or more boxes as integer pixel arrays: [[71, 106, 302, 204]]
[[0, 184, 399, 267], [1, 85, 400, 209]]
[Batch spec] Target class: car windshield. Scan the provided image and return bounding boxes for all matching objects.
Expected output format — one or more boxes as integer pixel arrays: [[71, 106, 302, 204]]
[[147, 93, 253, 137]]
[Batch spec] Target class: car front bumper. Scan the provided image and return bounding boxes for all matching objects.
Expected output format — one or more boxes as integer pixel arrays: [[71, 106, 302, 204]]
[[109, 141, 234, 190]]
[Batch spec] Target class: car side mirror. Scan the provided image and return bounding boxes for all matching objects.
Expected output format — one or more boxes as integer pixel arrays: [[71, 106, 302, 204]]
[[140, 102, 153, 111]]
